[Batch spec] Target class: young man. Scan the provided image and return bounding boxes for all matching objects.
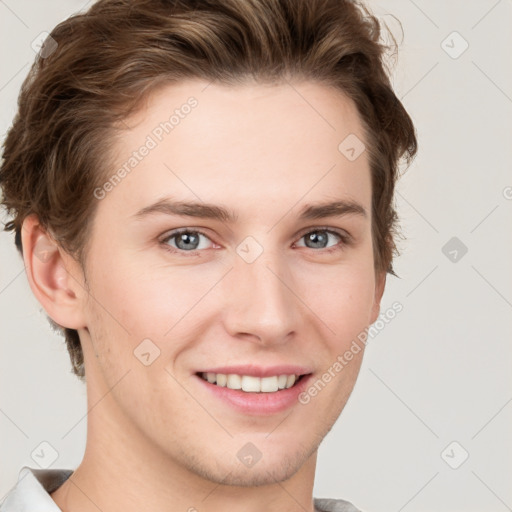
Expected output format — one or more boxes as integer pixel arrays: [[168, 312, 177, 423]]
[[0, 0, 417, 511]]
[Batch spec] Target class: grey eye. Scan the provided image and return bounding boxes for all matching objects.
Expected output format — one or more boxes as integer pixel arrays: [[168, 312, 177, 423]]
[[163, 230, 211, 252], [296, 230, 342, 250]]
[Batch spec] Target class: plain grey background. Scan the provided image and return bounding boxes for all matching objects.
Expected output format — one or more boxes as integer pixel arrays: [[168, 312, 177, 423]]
[[1, 1, 511, 511]]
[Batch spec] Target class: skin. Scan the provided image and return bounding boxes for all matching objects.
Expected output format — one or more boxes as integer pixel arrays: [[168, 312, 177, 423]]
[[22, 78, 386, 512]]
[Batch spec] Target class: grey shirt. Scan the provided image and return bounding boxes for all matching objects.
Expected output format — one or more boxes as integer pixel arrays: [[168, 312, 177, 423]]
[[0, 466, 361, 512]]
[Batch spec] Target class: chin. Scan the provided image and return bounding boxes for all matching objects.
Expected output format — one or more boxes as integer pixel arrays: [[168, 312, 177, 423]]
[[208, 460, 301, 487], [189, 441, 316, 488]]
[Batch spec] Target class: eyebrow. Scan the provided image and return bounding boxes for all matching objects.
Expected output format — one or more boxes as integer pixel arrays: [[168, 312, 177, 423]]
[[132, 197, 368, 223]]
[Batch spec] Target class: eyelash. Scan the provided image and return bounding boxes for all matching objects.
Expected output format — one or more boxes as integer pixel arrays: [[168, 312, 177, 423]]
[[159, 226, 352, 257]]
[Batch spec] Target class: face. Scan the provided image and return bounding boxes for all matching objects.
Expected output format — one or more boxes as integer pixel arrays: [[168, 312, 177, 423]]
[[70, 79, 385, 486]]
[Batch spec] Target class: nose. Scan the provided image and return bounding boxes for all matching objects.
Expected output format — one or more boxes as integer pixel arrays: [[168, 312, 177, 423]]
[[221, 244, 302, 346]]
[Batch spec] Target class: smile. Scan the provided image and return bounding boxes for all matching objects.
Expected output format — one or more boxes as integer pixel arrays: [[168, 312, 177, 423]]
[[198, 372, 305, 393]]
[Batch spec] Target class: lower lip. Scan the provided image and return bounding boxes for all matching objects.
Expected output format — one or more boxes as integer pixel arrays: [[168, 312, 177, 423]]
[[195, 374, 313, 415]]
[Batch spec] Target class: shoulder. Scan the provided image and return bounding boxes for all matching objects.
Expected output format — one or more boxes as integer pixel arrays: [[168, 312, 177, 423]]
[[0, 466, 73, 511], [314, 497, 363, 512]]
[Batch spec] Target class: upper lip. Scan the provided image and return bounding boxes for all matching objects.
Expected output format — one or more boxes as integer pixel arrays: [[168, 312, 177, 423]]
[[195, 365, 313, 378]]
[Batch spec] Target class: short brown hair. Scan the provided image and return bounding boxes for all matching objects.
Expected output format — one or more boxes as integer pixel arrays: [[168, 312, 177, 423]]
[[0, 0, 417, 381]]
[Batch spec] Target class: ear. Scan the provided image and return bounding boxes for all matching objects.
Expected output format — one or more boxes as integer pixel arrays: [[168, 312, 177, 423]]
[[369, 271, 386, 325], [21, 214, 87, 330]]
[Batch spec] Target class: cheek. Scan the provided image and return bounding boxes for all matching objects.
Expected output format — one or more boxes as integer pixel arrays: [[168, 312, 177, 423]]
[[299, 260, 376, 334], [86, 253, 217, 348]]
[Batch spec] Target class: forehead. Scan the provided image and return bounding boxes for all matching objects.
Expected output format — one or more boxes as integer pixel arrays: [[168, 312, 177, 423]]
[[102, 78, 371, 221]]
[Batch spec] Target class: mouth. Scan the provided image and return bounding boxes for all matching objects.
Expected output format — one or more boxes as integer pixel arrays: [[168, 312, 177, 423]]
[[195, 370, 314, 415], [193, 364, 314, 414], [196, 371, 310, 393]]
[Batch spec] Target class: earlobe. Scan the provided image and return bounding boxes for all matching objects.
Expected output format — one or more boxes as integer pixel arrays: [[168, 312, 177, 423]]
[[21, 214, 86, 330], [370, 271, 386, 325]]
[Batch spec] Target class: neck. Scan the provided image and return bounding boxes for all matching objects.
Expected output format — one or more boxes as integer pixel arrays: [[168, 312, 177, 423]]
[[52, 439, 318, 512]]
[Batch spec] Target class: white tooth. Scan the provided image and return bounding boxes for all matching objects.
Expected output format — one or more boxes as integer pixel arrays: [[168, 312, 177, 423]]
[[227, 374, 242, 390], [217, 374, 298, 392], [285, 375, 296, 389], [260, 376, 279, 392], [216, 373, 227, 387], [277, 375, 288, 389], [206, 372, 216, 383], [242, 375, 261, 392]]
